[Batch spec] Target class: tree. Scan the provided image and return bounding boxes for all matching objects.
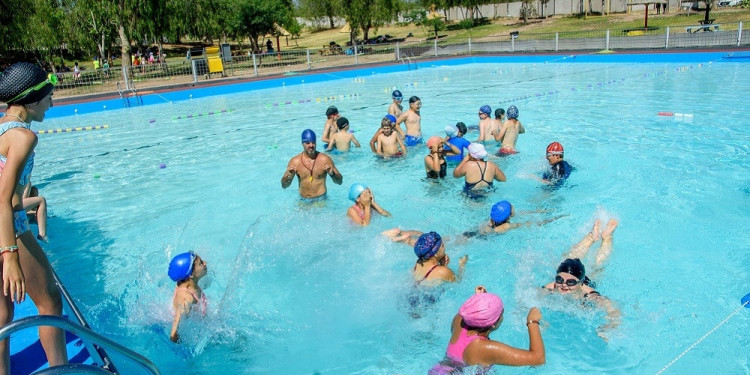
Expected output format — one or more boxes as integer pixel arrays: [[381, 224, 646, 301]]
[[231, 0, 295, 53], [337, 0, 402, 44], [299, 0, 339, 29]]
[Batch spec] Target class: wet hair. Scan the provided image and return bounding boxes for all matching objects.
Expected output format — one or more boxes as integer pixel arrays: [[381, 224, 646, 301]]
[[408, 96, 420, 104], [455, 122, 467, 135], [381, 118, 393, 128], [0, 62, 53, 105], [494, 108, 505, 119]]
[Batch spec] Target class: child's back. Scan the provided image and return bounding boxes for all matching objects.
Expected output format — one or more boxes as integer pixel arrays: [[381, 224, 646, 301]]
[[327, 117, 360, 152]]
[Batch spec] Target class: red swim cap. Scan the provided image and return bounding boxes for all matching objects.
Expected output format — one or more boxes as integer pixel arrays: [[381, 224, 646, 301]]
[[546, 142, 564, 155]]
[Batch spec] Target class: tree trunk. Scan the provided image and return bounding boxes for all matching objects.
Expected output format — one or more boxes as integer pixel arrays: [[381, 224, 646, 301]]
[[118, 23, 130, 67], [703, 2, 710, 23], [328, 15, 335, 29]]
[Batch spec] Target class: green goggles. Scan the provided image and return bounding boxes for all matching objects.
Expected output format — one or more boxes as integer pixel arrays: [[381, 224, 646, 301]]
[[8, 73, 58, 104]]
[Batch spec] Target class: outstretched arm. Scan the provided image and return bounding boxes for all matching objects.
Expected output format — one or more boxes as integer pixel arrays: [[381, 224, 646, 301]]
[[493, 123, 508, 142], [493, 164, 507, 182], [351, 135, 361, 148], [453, 155, 470, 178]]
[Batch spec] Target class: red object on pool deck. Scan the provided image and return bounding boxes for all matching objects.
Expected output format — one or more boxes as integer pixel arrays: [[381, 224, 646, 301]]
[[657, 112, 674, 116]]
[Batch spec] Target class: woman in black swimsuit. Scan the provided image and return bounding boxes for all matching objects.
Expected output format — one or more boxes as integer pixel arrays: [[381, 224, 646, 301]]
[[453, 143, 506, 191]]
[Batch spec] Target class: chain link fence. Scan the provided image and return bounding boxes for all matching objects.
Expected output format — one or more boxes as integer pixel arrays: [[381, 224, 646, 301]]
[[52, 21, 746, 100]]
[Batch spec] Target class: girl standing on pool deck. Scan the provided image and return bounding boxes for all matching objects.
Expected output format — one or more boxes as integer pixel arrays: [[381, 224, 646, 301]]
[[169, 252, 208, 343], [0, 62, 68, 371]]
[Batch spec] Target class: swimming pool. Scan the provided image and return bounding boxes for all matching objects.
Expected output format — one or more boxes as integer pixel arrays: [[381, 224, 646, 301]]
[[28, 53, 749, 374]]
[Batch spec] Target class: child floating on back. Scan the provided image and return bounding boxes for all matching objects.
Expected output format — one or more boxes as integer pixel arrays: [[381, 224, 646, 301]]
[[168, 251, 208, 342]]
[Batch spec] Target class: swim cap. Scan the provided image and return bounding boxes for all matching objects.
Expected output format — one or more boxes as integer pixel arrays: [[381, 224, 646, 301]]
[[557, 258, 585, 280], [490, 201, 512, 224], [414, 232, 442, 260], [325, 106, 338, 117], [408, 96, 420, 104], [384, 114, 397, 124], [479, 105, 491, 115], [426, 136, 442, 149], [494, 108, 505, 119], [336, 117, 349, 130], [348, 183, 366, 202], [468, 143, 487, 159], [459, 292, 504, 328], [301, 129, 316, 143], [444, 125, 458, 137], [168, 252, 196, 282], [506, 105, 519, 119], [455, 122, 467, 135], [0, 62, 54, 105], [546, 142, 564, 155], [392, 90, 403, 99]]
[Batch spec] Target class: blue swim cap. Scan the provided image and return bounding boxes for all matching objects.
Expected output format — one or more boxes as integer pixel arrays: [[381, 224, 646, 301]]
[[479, 105, 492, 115], [348, 183, 366, 202], [414, 232, 443, 260], [392, 90, 403, 99], [384, 114, 397, 124], [168, 252, 196, 282], [490, 201, 512, 224], [506, 105, 519, 119], [301, 129, 316, 143]]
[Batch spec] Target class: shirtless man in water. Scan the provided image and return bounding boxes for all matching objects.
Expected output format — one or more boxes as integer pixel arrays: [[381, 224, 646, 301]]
[[281, 129, 343, 200], [388, 90, 404, 120], [494, 105, 525, 156], [321, 106, 340, 148], [395, 96, 422, 146]]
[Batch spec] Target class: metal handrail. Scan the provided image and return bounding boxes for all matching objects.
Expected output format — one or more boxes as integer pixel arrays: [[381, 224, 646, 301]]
[[0, 316, 160, 375], [115, 82, 130, 107], [129, 82, 143, 106], [50, 269, 117, 373]]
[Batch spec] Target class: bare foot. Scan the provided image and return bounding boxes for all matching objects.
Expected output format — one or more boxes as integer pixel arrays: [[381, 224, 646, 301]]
[[381, 228, 401, 238], [590, 219, 601, 242], [601, 219, 618, 240]]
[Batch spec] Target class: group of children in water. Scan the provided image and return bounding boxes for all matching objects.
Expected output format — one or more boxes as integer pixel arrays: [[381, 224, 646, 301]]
[[168, 89, 620, 373]]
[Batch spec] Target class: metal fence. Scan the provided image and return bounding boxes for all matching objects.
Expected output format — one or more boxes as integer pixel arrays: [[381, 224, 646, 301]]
[[52, 21, 745, 100]]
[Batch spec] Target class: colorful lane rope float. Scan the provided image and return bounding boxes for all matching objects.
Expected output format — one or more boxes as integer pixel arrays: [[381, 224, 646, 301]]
[[171, 109, 234, 121], [35, 125, 108, 135]]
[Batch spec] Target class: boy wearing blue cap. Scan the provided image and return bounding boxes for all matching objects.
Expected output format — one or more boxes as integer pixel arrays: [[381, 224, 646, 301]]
[[462, 201, 567, 238], [494, 105, 525, 156], [475, 105, 494, 142], [169, 252, 208, 342], [388, 90, 403, 118], [281, 129, 343, 200]]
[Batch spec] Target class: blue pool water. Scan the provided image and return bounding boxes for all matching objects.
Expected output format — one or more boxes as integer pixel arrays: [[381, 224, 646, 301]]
[[26, 54, 749, 374]]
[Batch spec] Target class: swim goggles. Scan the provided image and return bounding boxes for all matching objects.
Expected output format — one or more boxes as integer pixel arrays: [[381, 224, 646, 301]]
[[555, 275, 580, 287], [8, 73, 58, 104]]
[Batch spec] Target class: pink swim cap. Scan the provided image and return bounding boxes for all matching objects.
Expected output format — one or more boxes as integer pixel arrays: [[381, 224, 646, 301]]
[[426, 136, 442, 149], [458, 292, 504, 328]]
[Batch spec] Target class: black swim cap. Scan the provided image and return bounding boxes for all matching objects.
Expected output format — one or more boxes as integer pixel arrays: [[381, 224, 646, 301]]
[[336, 117, 349, 129], [455, 122, 467, 135], [556, 258, 585, 280], [0, 62, 53, 105], [494, 108, 505, 118], [326, 106, 338, 117], [409, 96, 420, 104]]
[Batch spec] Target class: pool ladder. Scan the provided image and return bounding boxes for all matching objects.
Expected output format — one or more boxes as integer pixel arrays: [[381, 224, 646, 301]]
[[116, 82, 144, 108], [0, 268, 160, 375], [399, 53, 418, 70]]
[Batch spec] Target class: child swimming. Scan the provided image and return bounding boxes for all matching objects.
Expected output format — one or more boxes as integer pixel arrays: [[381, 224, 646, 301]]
[[168, 251, 208, 342]]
